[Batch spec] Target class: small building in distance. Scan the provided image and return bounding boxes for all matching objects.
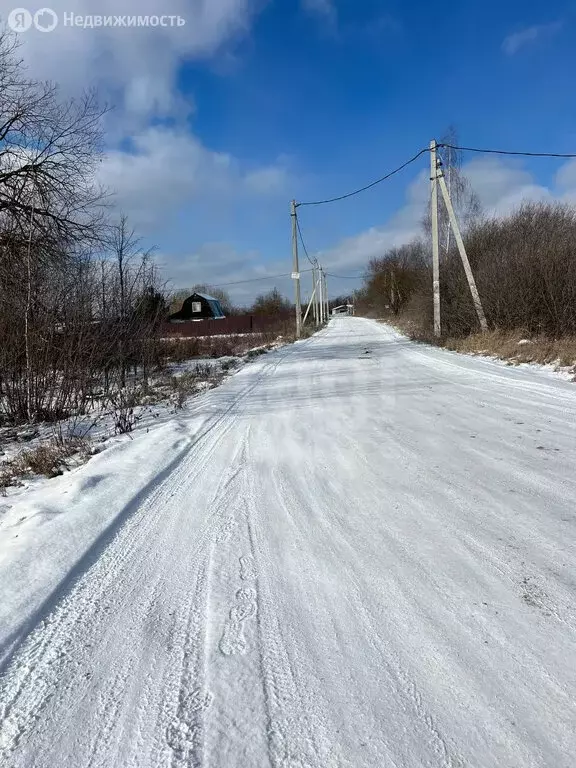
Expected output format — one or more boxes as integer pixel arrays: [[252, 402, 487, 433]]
[[169, 293, 226, 323], [331, 304, 351, 316]]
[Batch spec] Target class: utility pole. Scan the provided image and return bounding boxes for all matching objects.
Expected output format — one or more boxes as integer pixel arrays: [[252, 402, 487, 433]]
[[323, 270, 329, 320], [437, 171, 488, 332], [312, 267, 318, 325], [302, 278, 319, 326], [317, 268, 322, 323], [291, 200, 302, 338], [430, 140, 441, 337], [318, 267, 326, 323]]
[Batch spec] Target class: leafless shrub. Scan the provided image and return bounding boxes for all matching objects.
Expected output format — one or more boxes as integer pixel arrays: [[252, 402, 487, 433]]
[[360, 201, 576, 348], [105, 387, 141, 435], [170, 372, 209, 409], [1, 435, 90, 492]]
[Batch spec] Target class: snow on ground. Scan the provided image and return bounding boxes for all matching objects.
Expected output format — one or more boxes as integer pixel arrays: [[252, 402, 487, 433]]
[[388, 321, 576, 383], [0, 355, 247, 497], [1, 317, 576, 767]]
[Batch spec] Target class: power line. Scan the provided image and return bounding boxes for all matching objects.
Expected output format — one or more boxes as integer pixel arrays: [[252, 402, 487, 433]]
[[297, 147, 430, 207], [326, 271, 369, 280], [295, 214, 318, 267], [297, 143, 576, 210], [439, 143, 576, 159], [206, 269, 313, 288]]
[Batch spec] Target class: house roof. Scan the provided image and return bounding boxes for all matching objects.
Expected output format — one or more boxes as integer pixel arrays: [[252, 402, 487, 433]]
[[194, 293, 219, 302]]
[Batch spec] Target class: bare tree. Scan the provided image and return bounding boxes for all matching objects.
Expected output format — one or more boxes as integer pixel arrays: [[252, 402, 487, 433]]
[[0, 30, 109, 246], [422, 126, 482, 254], [251, 288, 292, 315], [105, 215, 157, 388], [0, 33, 173, 433]]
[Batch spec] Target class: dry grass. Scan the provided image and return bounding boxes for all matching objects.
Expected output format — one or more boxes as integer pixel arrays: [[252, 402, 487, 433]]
[[442, 330, 576, 370], [169, 368, 221, 409], [0, 436, 91, 494], [161, 320, 313, 364], [380, 317, 576, 375], [162, 334, 265, 363]]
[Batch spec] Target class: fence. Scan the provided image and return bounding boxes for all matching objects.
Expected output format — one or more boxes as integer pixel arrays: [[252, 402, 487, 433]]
[[161, 312, 295, 338]]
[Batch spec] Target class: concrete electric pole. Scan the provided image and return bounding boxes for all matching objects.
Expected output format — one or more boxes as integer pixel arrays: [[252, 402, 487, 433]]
[[291, 200, 302, 338], [430, 139, 441, 338]]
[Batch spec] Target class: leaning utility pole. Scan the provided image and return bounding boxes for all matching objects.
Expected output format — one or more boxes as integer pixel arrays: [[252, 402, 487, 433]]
[[302, 278, 319, 326], [430, 139, 441, 338], [291, 200, 302, 338], [436, 166, 488, 332]]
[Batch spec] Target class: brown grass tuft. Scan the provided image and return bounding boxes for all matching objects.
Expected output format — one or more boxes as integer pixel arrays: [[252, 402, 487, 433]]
[[0, 437, 91, 494]]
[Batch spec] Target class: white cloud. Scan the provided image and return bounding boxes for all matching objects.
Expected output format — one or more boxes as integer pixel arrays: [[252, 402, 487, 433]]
[[4, 0, 259, 126], [99, 126, 290, 230], [555, 159, 576, 191], [301, 0, 337, 30], [463, 158, 551, 215], [244, 165, 290, 195], [301, 0, 336, 17], [315, 170, 429, 275], [502, 21, 562, 55], [0, 0, 295, 303], [157, 243, 301, 305]]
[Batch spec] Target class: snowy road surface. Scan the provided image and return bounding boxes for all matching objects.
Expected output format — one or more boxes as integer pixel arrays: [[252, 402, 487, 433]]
[[1, 317, 576, 767]]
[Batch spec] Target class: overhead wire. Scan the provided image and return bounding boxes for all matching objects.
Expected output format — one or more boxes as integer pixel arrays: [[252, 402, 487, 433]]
[[296, 143, 576, 209], [297, 147, 431, 207], [180, 144, 576, 293], [296, 214, 318, 267], [206, 269, 313, 288], [326, 272, 370, 280], [438, 144, 576, 159], [296, 141, 575, 278]]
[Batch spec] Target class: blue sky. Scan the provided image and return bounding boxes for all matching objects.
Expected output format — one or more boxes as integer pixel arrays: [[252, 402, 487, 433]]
[[5, 0, 576, 303]]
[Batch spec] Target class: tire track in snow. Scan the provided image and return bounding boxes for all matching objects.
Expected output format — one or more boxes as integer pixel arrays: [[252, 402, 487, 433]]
[[165, 554, 213, 768], [242, 437, 343, 768], [290, 481, 466, 768], [164, 437, 257, 768], [154, 433, 257, 768], [0, 343, 294, 762], [0, 396, 259, 765]]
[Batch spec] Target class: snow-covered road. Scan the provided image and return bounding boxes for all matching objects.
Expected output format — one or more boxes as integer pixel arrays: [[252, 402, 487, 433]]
[[1, 317, 576, 767]]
